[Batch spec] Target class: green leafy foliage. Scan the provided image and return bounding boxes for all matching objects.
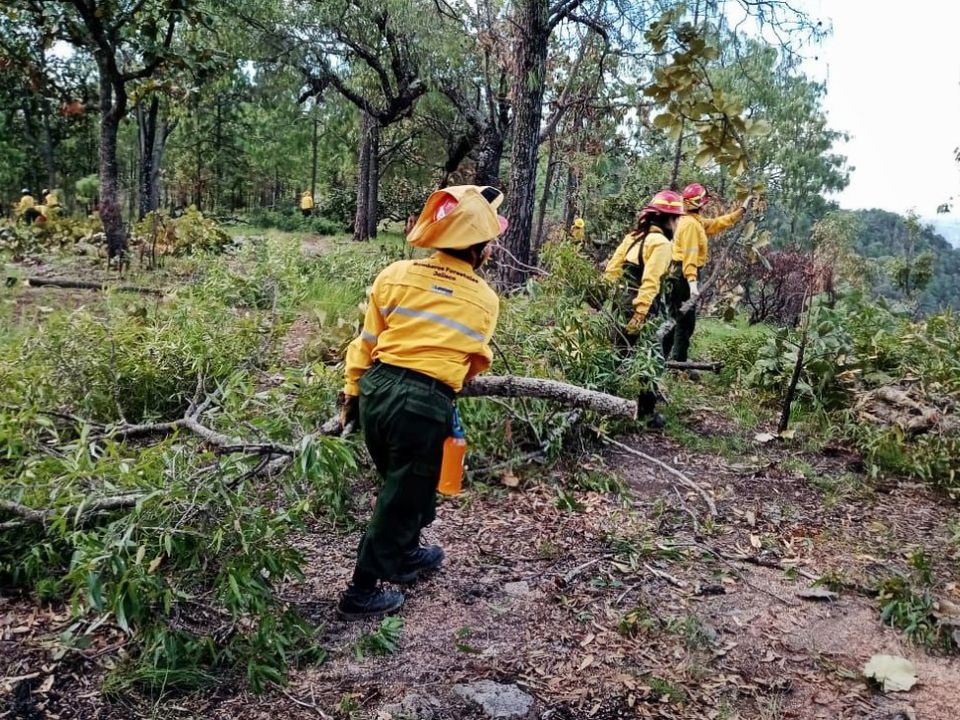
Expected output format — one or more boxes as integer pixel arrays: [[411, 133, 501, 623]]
[[743, 292, 960, 492], [0, 233, 371, 692], [876, 551, 956, 652], [134, 207, 231, 256], [354, 616, 405, 659]]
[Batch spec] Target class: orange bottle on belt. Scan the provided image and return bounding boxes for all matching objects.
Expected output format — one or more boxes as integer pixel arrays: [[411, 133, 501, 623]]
[[438, 407, 467, 496]]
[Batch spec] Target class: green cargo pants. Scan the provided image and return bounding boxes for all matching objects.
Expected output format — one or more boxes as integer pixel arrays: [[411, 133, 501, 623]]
[[662, 266, 697, 363], [353, 363, 454, 584]]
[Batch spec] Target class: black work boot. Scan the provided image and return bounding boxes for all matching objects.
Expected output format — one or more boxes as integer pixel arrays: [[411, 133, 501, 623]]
[[646, 412, 666, 430], [388, 545, 445, 585], [337, 585, 405, 620]]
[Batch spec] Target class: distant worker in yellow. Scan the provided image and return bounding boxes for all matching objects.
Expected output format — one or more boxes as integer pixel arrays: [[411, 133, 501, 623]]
[[662, 183, 753, 363], [337, 184, 507, 619], [16, 188, 41, 225], [300, 190, 314, 218], [43, 188, 60, 209], [603, 189, 685, 428], [570, 216, 586, 243]]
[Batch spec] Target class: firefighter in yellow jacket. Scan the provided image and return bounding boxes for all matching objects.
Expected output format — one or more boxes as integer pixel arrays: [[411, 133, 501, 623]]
[[570, 216, 586, 243], [16, 189, 41, 225], [337, 185, 507, 619], [603, 190, 685, 427], [662, 183, 752, 362], [300, 190, 314, 217]]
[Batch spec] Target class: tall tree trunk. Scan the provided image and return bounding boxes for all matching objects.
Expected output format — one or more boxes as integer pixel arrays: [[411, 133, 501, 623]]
[[473, 125, 504, 187], [40, 103, 56, 191], [500, 0, 549, 284], [353, 111, 376, 241], [137, 97, 159, 220], [311, 108, 319, 198], [97, 64, 127, 261], [533, 132, 558, 257], [367, 118, 380, 239], [20, 99, 43, 194], [148, 120, 174, 214], [214, 98, 222, 212], [562, 109, 584, 230]]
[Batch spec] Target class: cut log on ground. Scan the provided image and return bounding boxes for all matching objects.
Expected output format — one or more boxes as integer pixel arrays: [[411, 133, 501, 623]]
[[320, 376, 636, 436], [11, 276, 164, 296], [460, 375, 638, 419], [665, 361, 722, 372]]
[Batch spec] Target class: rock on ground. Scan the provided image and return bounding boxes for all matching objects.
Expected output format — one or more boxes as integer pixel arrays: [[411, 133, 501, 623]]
[[452, 680, 535, 719]]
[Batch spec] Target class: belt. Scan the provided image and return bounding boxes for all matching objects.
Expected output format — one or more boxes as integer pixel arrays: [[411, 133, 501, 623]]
[[371, 362, 456, 400]]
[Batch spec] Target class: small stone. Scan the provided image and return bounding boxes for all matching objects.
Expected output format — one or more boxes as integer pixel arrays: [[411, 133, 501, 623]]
[[504, 581, 531, 597], [380, 692, 438, 720], [453, 680, 535, 719]]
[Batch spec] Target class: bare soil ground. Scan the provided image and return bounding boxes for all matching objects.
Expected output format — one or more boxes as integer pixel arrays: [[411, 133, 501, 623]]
[[3, 237, 958, 719], [4, 428, 958, 719]]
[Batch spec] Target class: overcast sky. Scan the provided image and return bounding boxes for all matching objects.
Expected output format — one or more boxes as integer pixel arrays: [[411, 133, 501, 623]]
[[793, 0, 960, 217]]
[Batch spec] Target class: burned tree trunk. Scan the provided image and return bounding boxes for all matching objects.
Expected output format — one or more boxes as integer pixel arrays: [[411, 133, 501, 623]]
[[367, 117, 380, 239], [474, 125, 505, 188], [97, 62, 127, 261], [354, 111, 376, 242], [500, 0, 550, 285]]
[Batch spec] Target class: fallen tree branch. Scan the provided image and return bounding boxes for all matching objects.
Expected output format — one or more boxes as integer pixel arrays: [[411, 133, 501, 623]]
[[461, 375, 637, 419], [1, 494, 145, 528], [596, 431, 717, 517], [12, 276, 165, 296], [665, 361, 722, 372]]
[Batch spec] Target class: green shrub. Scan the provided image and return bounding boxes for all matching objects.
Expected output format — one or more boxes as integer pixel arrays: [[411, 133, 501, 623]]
[[245, 208, 343, 235]]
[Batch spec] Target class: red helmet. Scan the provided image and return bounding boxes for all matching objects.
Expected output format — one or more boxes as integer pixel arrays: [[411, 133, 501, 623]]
[[682, 183, 710, 209], [643, 189, 685, 216]]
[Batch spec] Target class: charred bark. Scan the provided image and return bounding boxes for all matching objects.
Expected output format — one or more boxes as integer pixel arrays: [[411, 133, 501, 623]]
[[500, 0, 550, 285]]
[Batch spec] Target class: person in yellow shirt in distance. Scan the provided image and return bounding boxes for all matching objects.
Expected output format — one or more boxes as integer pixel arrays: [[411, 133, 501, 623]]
[[337, 184, 506, 619], [300, 190, 314, 217], [662, 183, 753, 363], [570, 216, 585, 243], [16, 189, 41, 224], [603, 189, 685, 428]]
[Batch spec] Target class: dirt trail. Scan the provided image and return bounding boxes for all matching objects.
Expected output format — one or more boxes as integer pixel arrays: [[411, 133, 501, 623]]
[[7, 427, 957, 719]]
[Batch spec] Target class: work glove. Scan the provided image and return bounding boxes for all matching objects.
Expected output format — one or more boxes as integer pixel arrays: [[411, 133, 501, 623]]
[[625, 312, 646, 336], [740, 195, 755, 213], [337, 392, 359, 433], [688, 280, 700, 300]]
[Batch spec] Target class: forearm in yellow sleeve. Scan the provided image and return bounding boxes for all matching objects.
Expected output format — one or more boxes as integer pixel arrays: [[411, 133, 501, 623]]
[[632, 243, 672, 317], [343, 286, 387, 396], [702, 207, 744, 236]]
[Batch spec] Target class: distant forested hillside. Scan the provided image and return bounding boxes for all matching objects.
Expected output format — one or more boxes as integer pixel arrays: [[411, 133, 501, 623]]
[[852, 208, 960, 313]]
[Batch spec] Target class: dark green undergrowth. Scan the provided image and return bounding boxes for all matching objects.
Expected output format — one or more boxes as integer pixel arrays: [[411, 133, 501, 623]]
[[3, 228, 959, 697]]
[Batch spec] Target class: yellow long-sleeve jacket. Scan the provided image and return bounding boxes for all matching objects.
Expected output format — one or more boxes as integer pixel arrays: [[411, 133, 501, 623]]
[[16, 195, 35, 215], [603, 229, 673, 319], [344, 251, 499, 396], [300, 192, 314, 210], [44, 192, 60, 207], [672, 208, 744, 281]]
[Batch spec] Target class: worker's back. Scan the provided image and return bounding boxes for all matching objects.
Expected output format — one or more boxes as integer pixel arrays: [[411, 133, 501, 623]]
[[360, 253, 498, 392]]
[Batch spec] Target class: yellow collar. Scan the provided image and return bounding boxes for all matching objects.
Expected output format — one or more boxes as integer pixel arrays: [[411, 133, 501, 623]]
[[431, 251, 477, 275]]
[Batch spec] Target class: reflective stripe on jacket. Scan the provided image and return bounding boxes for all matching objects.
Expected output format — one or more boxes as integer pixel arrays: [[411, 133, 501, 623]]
[[344, 252, 499, 396]]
